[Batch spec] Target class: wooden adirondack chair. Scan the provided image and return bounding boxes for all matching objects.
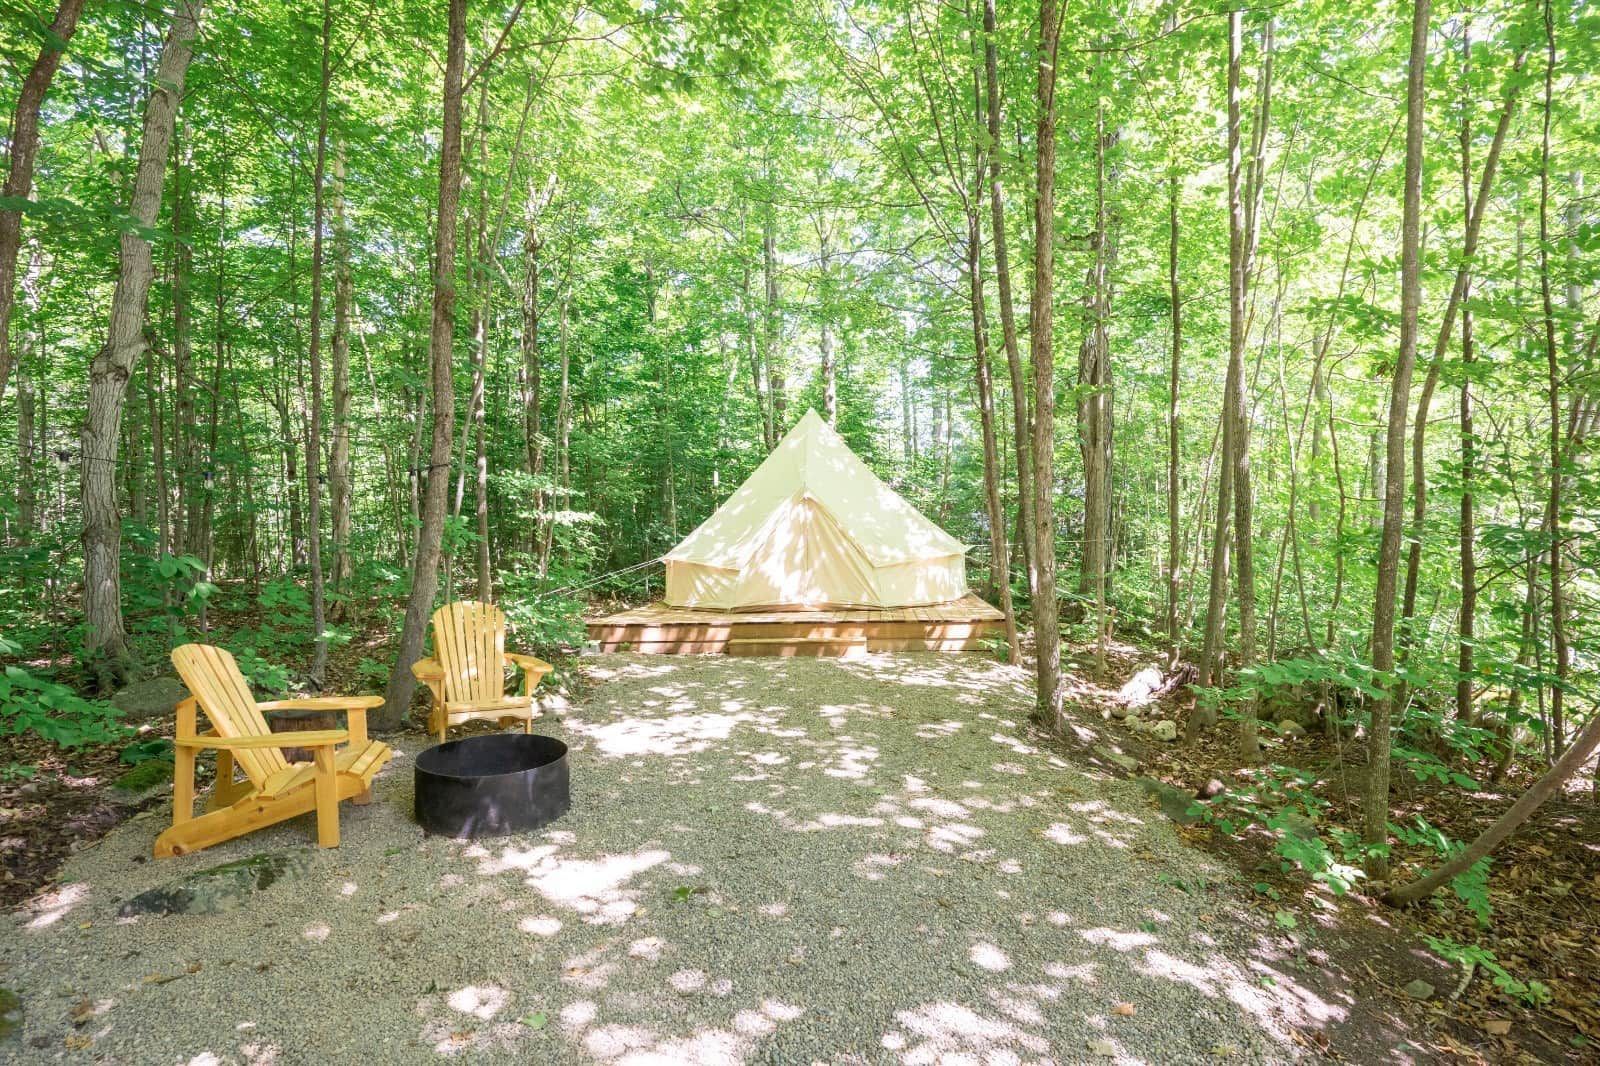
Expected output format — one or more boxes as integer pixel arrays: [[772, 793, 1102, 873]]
[[155, 644, 393, 858], [412, 601, 554, 743]]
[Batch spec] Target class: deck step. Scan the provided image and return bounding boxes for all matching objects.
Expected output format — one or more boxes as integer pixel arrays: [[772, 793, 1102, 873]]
[[726, 635, 869, 659]]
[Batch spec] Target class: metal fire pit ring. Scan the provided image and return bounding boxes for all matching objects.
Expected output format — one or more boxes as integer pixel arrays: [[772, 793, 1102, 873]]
[[414, 733, 571, 839]]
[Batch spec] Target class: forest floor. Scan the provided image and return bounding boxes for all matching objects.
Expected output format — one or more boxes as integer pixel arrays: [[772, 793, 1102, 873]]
[[0, 635, 1595, 1062]]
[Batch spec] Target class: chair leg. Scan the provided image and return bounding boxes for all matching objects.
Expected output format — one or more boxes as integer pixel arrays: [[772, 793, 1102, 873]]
[[313, 747, 339, 848], [172, 745, 197, 826]]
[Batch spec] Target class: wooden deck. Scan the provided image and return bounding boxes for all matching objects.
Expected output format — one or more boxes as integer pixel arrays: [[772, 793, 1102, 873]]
[[587, 594, 1005, 656]]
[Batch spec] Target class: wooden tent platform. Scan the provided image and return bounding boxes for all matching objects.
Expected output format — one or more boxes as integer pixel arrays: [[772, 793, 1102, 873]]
[[587, 594, 1005, 657]]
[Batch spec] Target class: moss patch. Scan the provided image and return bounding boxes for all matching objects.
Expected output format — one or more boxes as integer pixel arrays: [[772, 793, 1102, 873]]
[[112, 760, 173, 793]]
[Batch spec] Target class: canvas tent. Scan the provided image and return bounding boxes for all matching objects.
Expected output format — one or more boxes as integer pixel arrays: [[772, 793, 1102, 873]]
[[663, 410, 969, 610]]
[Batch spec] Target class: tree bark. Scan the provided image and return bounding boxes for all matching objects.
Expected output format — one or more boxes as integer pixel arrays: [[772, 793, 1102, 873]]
[[303, 0, 336, 687], [1166, 172, 1182, 667], [1224, 10, 1263, 762], [982, 0, 1035, 594], [381, 0, 467, 730], [1364, 0, 1431, 879], [1385, 703, 1600, 905], [1077, 103, 1114, 676], [1536, 0, 1569, 755], [1030, 0, 1065, 727], [80, 0, 203, 684], [330, 147, 354, 611], [1399, 48, 1527, 639], [0, 0, 86, 408]]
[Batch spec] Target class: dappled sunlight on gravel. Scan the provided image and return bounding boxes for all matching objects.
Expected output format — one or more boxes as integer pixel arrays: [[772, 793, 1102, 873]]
[[0, 652, 1341, 1062]]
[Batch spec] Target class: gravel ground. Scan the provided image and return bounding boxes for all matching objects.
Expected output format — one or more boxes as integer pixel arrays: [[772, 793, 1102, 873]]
[[0, 654, 1337, 1064]]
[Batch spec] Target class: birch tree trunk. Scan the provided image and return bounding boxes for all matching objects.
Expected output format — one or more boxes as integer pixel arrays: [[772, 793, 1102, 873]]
[[80, 0, 203, 685], [330, 148, 354, 609]]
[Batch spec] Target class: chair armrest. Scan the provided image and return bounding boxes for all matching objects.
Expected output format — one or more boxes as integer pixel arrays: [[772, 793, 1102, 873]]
[[504, 652, 553, 675], [175, 729, 350, 750], [258, 696, 385, 712], [411, 657, 444, 684]]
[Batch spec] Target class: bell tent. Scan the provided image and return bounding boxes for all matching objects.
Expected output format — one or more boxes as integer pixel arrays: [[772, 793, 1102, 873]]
[[663, 410, 969, 611]]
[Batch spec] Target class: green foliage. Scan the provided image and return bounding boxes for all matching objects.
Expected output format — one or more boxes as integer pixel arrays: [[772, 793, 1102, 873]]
[[1423, 936, 1551, 1008], [0, 666, 129, 749]]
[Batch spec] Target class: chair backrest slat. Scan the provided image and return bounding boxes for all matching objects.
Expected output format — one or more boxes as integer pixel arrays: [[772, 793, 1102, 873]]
[[172, 644, 289, 786], [431, 601, 506, 704]]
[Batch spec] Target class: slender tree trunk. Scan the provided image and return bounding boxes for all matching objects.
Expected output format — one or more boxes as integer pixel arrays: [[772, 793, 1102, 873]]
[[1030, 0, 1065, 727], [982, 0, 1034, 595], [14, 249, 43, 540], [80, 0, 203, 685], [302, 0, 336, 687], [1364, 0, 1431, 878], [471, 68, 492, 599], [1077, 103, 1113, 676], [381, 0, 467, 730], [1399, 48, 1527, 637], [1166, 172, 1182, 667], [763, 199, 784, 442], [522, 201, 543, 555], [330, 147, 354, 611], [1224, 10, 1262, 762], [1386, 703, 1600, 905], [966, 205, 1020, 664], [0, 0, 86, 408], [1456, 33, 1478, 722], [538, 293, 570, 581], [1536, 0, 1569, 755]]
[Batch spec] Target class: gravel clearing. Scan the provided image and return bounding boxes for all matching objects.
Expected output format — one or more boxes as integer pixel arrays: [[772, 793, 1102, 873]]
[[1, 654, 1336, 1064]]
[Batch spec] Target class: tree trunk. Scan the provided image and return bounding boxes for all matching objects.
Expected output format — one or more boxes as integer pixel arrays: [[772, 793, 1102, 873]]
[[0, 0, 86, 408], [80, 0, 203, 685], [1213, 10, 1267, 761], [303, 0, 335, 687], [1077, 103, 1113, 676], [1030, 0, 1064, 727], [763, 199, 784, 442], [381, 0, 467, 731], [1399, 48, 1527, 639], [1364, 0, 1431, 879], [982, 0, 1034, 596], [330, 147, 354, 611], [1385, 703, 1600, 905], [966, 201, 1021, 664], [471, 68, 493, 599], [1166, 171, 1182, 667], [1536, 0, 1569, 755]]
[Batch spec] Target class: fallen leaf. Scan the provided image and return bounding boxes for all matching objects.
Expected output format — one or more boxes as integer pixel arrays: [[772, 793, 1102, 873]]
[[1484, 1019, 1511, 1036], [523, 1011, 548, 1030], [1112, 1002, 1136, 1017]]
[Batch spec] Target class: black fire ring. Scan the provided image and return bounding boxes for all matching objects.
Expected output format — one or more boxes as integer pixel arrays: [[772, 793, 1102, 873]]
[[414, 733, 571, 839]]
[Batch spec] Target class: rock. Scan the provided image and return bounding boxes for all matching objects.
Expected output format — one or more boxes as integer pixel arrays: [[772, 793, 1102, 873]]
[[117, 851, 310, 918], [1088, 1037, 1117, 1057], [1147, 720, 1178, 742], [1197, 778, 1226, 800], [1093, 747, 1139, 773], [1108, 703, 1130, 720], [1117, 666, 1164, 710], [112, 760, 173, 796], [1138, 777, 1202, 826], [1403, 979, 1435, 1001], [1278, 720, 1307, 739], [110, 677, 189, 724]]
